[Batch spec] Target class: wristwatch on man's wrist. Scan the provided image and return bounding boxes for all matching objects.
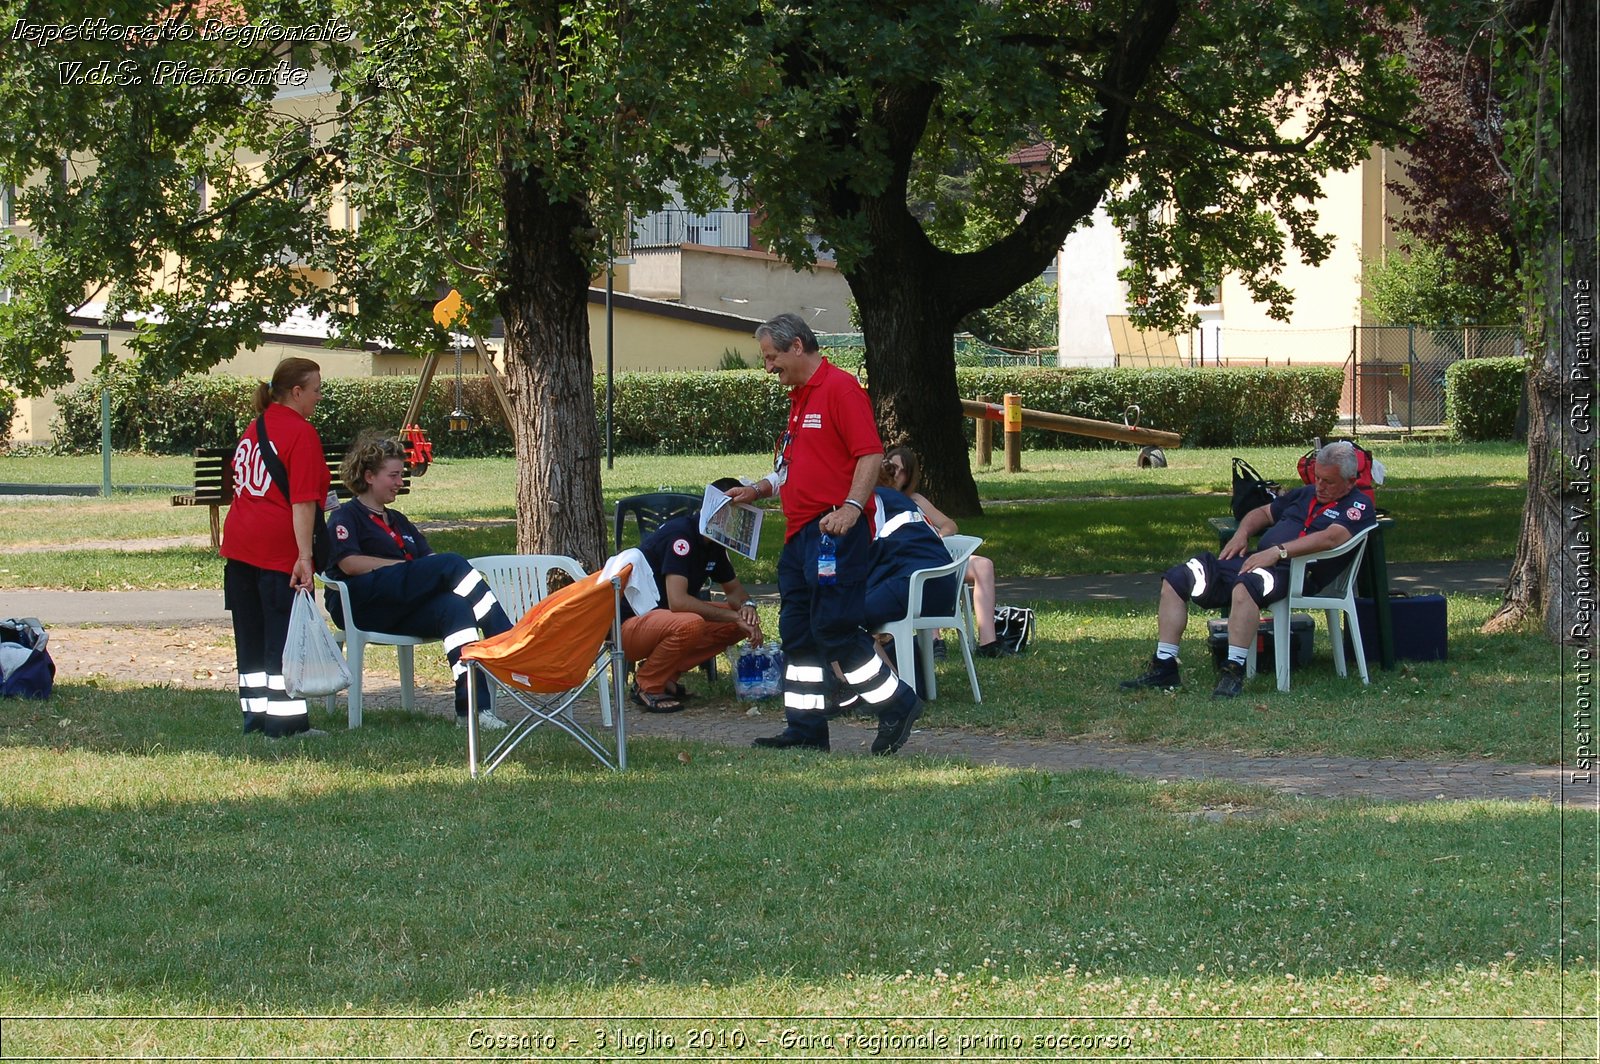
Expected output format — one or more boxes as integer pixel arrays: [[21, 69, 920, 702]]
[[1276, 545, 1289, 562]]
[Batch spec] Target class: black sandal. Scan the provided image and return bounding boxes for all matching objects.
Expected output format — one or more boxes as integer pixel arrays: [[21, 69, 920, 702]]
[[632, 687, 685, 713], [664, 682, 695, 702]]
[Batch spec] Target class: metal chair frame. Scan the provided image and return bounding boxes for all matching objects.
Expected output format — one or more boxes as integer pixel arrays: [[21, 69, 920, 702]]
[[465, 575, 630, 775], [469, 554, 613, 726]]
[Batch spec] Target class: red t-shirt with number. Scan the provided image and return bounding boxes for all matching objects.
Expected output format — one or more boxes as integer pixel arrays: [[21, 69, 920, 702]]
[[220, 403, 329, 574], [779, 358, 883, 538]]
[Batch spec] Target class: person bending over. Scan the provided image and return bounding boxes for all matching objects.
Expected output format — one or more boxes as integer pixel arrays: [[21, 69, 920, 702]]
[[620, 478, 764, 713], [855, 469, 960, 699], [325, 434, 514, 729]]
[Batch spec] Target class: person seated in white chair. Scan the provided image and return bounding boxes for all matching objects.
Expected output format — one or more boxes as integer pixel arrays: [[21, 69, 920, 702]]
[[324, 434, 514, 730], [853, 463, 961, 702], [883, 446, 1009, 657], [1119, 440, 1377, 699]]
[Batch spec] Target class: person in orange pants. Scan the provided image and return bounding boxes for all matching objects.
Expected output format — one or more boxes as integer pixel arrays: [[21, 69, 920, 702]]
[[619, 481, 764, 712]]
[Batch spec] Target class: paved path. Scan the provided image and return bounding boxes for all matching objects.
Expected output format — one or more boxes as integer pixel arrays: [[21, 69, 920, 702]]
[[627, 705, 1591, 808], [0, 559, 1514, 624], [9, 561, 1595, 809]]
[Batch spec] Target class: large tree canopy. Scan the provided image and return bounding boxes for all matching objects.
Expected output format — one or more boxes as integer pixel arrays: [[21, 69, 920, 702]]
[[726, 0, 1420, 513], [0, 0, 738, 565]]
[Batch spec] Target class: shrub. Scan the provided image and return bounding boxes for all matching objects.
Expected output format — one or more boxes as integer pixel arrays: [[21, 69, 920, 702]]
[[50, 365, 516, 456], [49, 362, 1344, 455], [1445, 356, 1527, 441], [600, 370, 787, 454]]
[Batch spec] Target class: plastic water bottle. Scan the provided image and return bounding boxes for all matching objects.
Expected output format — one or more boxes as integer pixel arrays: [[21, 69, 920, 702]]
[[761, 647, 784, 697], [736, 648, 764, 699], [817, 533, 838, 586]]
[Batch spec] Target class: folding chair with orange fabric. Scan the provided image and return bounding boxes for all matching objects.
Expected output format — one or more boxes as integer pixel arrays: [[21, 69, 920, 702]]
[[461, 566, 632, 775]]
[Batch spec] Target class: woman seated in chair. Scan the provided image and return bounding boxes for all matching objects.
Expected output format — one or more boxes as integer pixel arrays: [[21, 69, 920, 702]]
[[865, 468, 959, 632], [325, 434, 514, 730], [884, 445, 1010, 657]]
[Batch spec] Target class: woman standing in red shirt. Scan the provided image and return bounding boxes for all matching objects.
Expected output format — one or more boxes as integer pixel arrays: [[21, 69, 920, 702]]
[[220, 357, 330, 738]]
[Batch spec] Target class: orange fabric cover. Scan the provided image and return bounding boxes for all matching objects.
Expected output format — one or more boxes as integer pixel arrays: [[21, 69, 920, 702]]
[[461, 565, 629, 693]]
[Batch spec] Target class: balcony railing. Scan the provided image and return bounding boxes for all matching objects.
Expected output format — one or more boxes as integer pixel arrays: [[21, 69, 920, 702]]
[[631, 209, 752, 250]]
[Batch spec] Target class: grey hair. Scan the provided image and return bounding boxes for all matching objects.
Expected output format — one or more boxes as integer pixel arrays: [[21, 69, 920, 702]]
[[755, 312, 819, 354], [1316, 440, 1360, 479]]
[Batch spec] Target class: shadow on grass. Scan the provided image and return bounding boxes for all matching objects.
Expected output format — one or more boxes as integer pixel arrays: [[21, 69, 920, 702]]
[[0, 684, 1586, 1009]]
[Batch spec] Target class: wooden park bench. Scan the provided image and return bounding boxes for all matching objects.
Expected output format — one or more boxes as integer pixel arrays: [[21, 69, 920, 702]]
[[173, 444, 410, 551]]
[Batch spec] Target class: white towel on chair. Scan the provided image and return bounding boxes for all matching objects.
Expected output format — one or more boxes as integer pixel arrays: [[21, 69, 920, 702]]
[[600, 548, 659, 616]]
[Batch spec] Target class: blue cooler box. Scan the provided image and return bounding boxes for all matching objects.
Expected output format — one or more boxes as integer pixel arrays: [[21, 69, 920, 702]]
[[1346, 594, 1448, 663]]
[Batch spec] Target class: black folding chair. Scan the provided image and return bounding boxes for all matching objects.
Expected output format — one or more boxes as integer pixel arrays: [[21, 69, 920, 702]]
[[613, 492, 702, 551], [612, 490, 721, 684]]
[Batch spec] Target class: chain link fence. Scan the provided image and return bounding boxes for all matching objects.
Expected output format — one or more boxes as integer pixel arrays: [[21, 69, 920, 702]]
[[1351, 326, 1523, 431]]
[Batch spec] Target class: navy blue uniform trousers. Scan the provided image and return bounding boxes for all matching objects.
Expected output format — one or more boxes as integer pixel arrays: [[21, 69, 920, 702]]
[[777, 516, 920, 742], [339, 553, 512, 715]]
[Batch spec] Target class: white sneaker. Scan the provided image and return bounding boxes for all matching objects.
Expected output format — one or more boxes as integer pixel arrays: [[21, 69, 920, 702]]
[[473, 709, 509, 730]]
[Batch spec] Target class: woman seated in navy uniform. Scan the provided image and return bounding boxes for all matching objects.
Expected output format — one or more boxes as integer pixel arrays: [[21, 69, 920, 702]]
[[865, 470, 958, 631], [325, 434, 514, 730], [846, 462, 959, 700], [884, 445, 1009, 656]]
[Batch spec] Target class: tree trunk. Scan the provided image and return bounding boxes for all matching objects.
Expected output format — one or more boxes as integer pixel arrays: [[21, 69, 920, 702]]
[[849, 257, 982, 517], [1487, 0, 1597, 642], [499, 165, 608, 569]]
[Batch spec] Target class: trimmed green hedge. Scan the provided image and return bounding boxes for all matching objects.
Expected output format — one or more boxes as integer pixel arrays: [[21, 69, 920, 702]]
[[49, 362, 1344, 455], [51, 364, 517, 456], [1445, 356, 1528, 441]]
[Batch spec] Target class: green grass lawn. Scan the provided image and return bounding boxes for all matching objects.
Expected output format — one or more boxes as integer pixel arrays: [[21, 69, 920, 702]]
[[346, 591, 1555, 765], [0, 684, 1592, 1058], [0, 442, 1526, 588]]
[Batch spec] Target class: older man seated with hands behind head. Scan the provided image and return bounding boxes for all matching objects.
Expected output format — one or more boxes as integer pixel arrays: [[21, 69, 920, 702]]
[[1120, 440, 1376, 699]]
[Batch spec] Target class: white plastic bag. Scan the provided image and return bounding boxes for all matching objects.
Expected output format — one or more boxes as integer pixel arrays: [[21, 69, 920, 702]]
[[283, 588, 351, 698]]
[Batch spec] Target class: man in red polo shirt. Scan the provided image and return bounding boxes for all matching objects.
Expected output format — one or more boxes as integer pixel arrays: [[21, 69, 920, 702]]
[[723, 313, 924, 754]]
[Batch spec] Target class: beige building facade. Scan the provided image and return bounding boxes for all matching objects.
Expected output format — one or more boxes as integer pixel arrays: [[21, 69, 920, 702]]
[[1057, 145, 1410, 370]]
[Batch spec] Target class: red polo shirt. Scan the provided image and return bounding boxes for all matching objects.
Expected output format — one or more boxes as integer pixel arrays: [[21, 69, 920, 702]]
[[220, 404, 329, 574], [779, 358, 882, 538]]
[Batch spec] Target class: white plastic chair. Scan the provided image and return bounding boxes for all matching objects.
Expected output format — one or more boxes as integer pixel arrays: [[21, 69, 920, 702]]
[[317, 574, 434, 729], [871, 533, 983, 703], [1245, 524, 1376, 692], [469, 554, 613, 726], [469, 554, 587, 617]]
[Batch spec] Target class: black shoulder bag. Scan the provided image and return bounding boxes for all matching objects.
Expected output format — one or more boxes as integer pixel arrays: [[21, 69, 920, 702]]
[[254, 413, 331, 572], [1230, 457, 1281, 522]]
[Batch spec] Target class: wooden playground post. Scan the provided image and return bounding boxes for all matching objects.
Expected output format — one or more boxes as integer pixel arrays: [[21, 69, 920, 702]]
[[1003, 393, 1023, 472], [976, 394, 994, 466], [959, 398, 1182, 472]]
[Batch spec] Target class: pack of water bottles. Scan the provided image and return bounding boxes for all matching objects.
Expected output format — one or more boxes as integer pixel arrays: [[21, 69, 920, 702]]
[[729, 641, 784, 700]]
